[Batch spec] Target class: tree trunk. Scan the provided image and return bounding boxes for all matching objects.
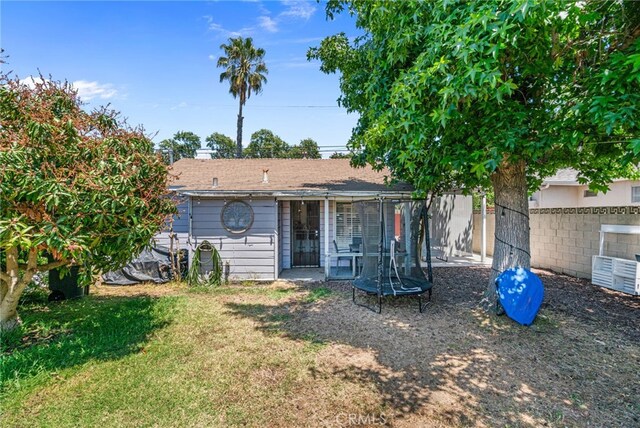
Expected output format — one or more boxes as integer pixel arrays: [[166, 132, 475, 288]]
[[1, 246, 40, 331], [236, 101, 244, 158], [482, 160, 531, 313], [0, 294, 21, 331]]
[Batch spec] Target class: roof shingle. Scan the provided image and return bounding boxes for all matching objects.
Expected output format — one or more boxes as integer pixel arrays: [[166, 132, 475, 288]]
[[168, 158, 413, 194]]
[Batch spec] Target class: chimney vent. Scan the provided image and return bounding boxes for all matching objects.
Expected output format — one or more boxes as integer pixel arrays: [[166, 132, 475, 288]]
[[212, 177, 218, 188], [262, 169, 269, 184]]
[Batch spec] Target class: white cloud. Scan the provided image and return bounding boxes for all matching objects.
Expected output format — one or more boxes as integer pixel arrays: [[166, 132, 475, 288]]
[[170, 101, 188, 111], [72, 80, 117, 101], [208, 54, 216, 61], [258, 15, 278, 33], [18, 77, 118, 101], [205, 15, 255, 38], [19, 76, 49, 88], [280, 0, 316, 20]]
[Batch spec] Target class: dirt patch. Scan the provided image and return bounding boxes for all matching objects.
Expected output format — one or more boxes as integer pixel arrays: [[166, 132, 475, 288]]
[[92, 282, 186, 298], [226, 267, 639, 427]]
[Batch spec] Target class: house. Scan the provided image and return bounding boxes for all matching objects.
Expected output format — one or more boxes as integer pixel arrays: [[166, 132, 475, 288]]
[[529, 168, 640, 208], [159, 158, 472, 281]]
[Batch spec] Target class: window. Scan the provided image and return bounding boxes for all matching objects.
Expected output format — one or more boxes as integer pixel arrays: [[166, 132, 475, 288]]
[[632, 186, 640, 203], [335, 202, 361, 249], [583, 190, 598, 198], [221, 200, 254, 233]]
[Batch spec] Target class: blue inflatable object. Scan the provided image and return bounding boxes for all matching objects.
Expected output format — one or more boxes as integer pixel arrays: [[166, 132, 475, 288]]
[[495, 268, 544, 326]]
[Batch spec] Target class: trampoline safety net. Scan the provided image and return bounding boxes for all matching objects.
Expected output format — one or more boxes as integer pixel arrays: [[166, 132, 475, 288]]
[[352, 199, 433, 311]]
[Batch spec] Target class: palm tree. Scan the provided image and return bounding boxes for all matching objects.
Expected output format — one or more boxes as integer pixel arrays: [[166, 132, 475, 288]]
[[217, 37, 268, 158]]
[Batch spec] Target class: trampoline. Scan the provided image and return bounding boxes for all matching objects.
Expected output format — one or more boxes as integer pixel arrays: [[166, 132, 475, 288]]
[[352, 199, 434, 313]]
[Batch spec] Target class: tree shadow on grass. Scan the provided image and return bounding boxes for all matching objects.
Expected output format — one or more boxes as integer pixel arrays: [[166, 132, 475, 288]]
[[224, 267, 640, 427], [1, 292, 179, 393]]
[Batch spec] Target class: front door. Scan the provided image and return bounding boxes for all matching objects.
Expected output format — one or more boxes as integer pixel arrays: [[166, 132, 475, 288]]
[[291, 201, 320, 267]]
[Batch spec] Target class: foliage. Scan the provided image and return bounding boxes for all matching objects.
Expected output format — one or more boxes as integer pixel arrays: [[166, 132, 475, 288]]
[[289, 138, 322, 159], [0, 73, 176, 328], [205, 132, 236, 159], [329, 151, 351, 159], [1, 292, 180, 391], [310, 0, 640, 196], [217, 37, 268, 157], [158, 131, 201, 163], [187, 241, 222, 287], [244, 129, 291, 158], [472, 191, 495, 210], [311, 0, 640, 308]]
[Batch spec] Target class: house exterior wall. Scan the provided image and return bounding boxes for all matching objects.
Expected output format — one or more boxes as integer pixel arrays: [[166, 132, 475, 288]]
[[473, 206, 640, 279], [191, 198, 277, 281], [171, 200, 189, 233], [430, 194, 474, 257], [530, 187, 579, 208], [530, 180, 640, 208]]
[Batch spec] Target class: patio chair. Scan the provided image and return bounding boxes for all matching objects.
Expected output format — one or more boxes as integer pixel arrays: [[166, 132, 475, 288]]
[[333, 240, 352, 270], [350, 237, 363, 275]]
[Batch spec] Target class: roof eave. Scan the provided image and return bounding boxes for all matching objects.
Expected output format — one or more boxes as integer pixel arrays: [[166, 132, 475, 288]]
[[173, 189, 415, 198]]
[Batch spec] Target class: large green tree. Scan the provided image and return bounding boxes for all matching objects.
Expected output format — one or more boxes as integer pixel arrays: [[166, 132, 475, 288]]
[[311, 0, 640, 309], [0, 74, 176, 330], [206, 132, 236, 159], [217, 37, 268, 158], [289, 138, 322, 159], [158, 131, 201, 163], [244, 129, 291, 158]]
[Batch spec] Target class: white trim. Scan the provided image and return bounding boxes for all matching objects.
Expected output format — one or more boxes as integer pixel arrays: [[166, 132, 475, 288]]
[[324, 198, 330, 279], [274, 198, 279, 280], [600, 224, 640, 234]]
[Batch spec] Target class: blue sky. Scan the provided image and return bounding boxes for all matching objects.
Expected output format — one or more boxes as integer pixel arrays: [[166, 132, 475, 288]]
[[1, 1, 359, 155]]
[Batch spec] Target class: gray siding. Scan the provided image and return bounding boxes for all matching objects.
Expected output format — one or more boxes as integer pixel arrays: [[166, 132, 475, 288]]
[[171, 200, 189, 233], [281, 201, 291, 269], [191, 198, 277, 281]]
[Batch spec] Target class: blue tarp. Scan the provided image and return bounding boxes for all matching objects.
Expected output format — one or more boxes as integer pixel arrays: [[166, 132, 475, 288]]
[[496, 267, 544, 326]]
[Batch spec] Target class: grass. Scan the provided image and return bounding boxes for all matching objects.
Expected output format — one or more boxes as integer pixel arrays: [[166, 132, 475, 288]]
[[0, 282, 351, 427]]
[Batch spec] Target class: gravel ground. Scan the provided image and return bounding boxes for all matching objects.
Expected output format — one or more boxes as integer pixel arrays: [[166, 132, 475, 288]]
[[250, 267, 640, 427]]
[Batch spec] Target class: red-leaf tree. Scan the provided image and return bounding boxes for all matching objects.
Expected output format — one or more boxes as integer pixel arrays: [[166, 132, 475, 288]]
[[0, 74, 176, 330]]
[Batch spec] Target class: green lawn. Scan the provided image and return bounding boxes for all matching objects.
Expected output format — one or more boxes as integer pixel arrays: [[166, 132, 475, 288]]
[[0, 282, 371, 427]]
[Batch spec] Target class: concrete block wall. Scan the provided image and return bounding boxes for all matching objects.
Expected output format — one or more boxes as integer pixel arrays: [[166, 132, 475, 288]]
[[473, 206, 640, 279]]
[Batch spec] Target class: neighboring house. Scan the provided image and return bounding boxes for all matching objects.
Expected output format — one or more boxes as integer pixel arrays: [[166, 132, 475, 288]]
[[159, 158, 472, 281], [529, 168, 640, 208]]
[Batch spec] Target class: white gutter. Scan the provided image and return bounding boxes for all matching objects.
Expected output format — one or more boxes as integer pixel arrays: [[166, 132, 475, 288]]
[[177, 190, 415, 199]]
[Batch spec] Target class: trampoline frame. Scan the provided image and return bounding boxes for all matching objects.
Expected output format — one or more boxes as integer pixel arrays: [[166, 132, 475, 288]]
[[351, 198, 434, 313]]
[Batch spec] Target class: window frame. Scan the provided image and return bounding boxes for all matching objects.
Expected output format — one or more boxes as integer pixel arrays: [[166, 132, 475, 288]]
[[333, 201, 362, 251]]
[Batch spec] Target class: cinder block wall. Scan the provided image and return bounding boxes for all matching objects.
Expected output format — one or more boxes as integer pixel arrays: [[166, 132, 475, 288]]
[[473, 206, 640, 279]]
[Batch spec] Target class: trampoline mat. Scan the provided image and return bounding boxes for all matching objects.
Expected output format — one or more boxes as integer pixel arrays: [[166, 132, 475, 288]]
[[353, 276, 432, 296]]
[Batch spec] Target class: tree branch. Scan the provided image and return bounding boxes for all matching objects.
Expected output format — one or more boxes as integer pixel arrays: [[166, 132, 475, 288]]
[[35, 259, 70, 272], [612, 26, 640, 53], [19, 259, 70, 272]]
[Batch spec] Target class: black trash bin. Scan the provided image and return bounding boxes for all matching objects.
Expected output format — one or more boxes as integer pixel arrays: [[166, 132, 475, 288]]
[[48, 265, 89, 301]]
